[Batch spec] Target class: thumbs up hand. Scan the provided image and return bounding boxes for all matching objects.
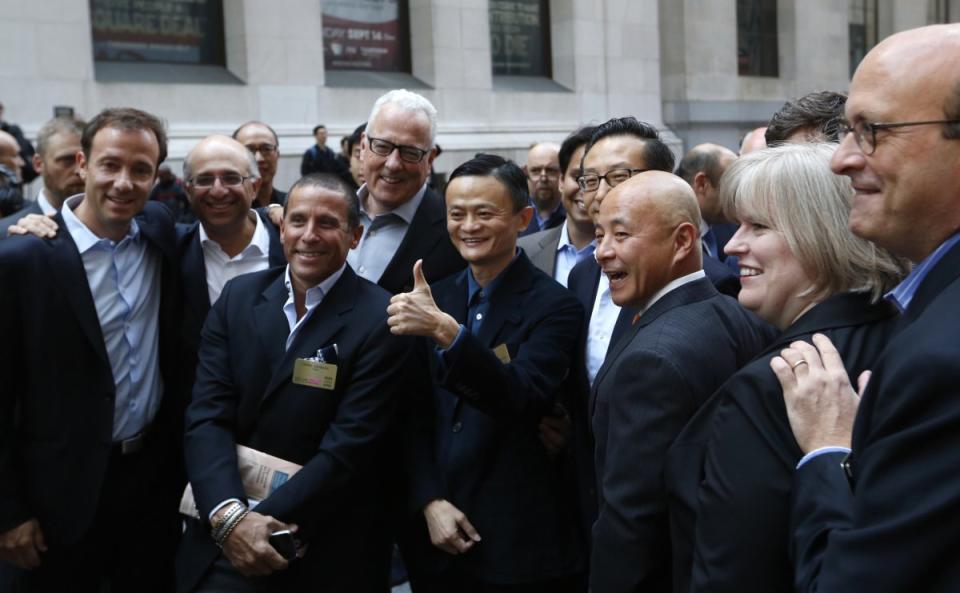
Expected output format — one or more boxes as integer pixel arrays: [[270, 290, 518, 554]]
[[387, 259, 461, 348]]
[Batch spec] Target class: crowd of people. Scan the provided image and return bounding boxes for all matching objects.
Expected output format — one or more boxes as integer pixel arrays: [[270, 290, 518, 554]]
[[0, 21, 958, 593]]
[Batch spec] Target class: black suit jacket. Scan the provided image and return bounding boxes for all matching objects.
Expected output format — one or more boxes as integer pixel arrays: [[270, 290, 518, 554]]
[[375, 188, 465, 295], [406, 253, 586, 584], [176, 210, 286, 392], [789, 240, 960, 593], [589, 278, 772, 593], [176, 265, 414, 593], [0, 200, 42, 239], [664, 292, 898, 593], [0, 202, 183, 546]]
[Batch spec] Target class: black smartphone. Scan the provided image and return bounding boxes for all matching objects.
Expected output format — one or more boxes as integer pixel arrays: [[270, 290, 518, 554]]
[[269, 529, 298, 560]]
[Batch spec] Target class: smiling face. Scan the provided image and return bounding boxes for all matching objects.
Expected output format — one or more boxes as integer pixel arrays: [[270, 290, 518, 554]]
[[561, 144, 592, 228], [185, 137, 261, 241], [74, 126, 159, 241], [362, 103, 435, 215], [445, 174, 531, 282], [581, 135, 650, 221], [281, 185, 362, 292], [724, 219, 816, 329], [830, 28, 960, 262]]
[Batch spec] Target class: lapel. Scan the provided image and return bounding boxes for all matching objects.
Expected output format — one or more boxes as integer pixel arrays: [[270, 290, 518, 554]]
[[48, 211, 111, 368], [901, 240, 960, 325], [259, 267, 360, 405], [473, 255, 531, 347], [379, 188, 444, 293], [179, 223, 212, 321], [538, 225, 562, 277]]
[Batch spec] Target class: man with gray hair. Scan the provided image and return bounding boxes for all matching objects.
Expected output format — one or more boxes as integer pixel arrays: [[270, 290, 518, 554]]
[[349, 89, 464, 294], [765, 90, 847, 145]]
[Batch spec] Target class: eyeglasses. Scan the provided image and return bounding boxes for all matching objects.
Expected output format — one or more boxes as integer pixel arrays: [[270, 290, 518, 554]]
[[577, 168, 648, 192], [838, 119, 960, 155], [528, 166, 561, 179], [244, 144, 278, 156], [189, 173, 253, 187], [366, 137, 430, 163]]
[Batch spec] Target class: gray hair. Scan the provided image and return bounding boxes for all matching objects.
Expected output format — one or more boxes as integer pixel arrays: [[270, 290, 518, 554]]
[[719, 142, 908, 301], [36, 117, 86, 157], [367, 89, 438, 147]]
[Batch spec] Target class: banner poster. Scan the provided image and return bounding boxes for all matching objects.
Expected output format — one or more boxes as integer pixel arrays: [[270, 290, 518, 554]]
[[323, 0, 408, 72], [490, 0, 547, 76], [90, 0, 224, 65]]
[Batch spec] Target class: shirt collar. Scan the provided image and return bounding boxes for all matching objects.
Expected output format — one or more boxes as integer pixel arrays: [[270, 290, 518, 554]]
[[467, 248, 521, 304], [886, 231, 960, 313], [283, 261, 347, 310], [356, 181, 428, 224], [36, 189, 58, 215], [198, 210, 271, 257], [61, 194, 140, 253], [556, 219, 596, 255], [531, 199, 562, 227], [639, 269, 706, 316]]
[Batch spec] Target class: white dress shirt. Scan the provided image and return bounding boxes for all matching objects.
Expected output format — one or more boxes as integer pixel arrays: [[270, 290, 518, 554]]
[[199, 212, 272, 305]]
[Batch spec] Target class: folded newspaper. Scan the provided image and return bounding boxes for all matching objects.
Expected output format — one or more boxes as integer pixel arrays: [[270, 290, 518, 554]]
[[179, 445, 303, 519]]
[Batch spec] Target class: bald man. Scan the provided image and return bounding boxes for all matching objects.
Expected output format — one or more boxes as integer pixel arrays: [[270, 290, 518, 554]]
[[520, 142, 565, 236], [589, 172, 772, 593], [738, 126, 767, 155], [0, 129, 25, 217]]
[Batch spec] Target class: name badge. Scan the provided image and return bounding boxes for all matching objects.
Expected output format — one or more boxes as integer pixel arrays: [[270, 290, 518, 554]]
[[293, 358, 337, 390], [493, 343, 511, 364]]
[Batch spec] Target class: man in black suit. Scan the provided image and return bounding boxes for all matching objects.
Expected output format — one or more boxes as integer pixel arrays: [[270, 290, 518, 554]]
[[349, 89, 464, 294], [0, 107, 184, 592], [176, 135, 287, 392], [589, 172, 770, 593], [519, 142, 565, 237], [771, 24, 960, 593], [388, 154, 585, 592], [177, 173, 415, 592]]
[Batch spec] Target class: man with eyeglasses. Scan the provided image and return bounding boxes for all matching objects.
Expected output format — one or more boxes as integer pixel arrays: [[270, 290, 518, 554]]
[[176, 135, 287, 394], [769, 24, 960, 593], [232, 121, 287, 208], [349, 89, 464, 295], [519, 142, 565, 237]]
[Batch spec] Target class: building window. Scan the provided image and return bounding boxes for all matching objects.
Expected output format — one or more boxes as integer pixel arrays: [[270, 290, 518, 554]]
[[322, 0, 411, 73], [849, 0, 878, 77], [927, 0, 956, 23], [736, 0, 778, 77], [89, 0, 226, 66], [489, 0, 552, 77]]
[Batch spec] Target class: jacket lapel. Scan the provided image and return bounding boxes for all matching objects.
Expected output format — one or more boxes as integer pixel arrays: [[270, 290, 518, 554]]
[[180, 224, 212, 321]]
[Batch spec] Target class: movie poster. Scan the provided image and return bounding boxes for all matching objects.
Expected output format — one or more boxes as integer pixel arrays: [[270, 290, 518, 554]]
[[323, 0, 409, 72], [89, 0, 225, 65]]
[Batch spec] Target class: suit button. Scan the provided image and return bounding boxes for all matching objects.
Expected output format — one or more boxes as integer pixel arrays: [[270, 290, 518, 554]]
[[451, 421, 463, 433]]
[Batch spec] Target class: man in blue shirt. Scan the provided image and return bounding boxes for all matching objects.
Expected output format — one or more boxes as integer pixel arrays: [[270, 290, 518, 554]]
[[0, 107, 183, 593], [771, 23, 960, 593]]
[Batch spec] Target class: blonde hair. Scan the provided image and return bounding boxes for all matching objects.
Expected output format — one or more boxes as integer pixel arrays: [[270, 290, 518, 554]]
[[719, 142, 908, 301]]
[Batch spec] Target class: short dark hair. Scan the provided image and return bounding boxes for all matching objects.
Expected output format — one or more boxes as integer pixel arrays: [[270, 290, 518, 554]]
[[347, 122, 367, 155], [558, 125, 596, 176], [944, 81, 960, 140], [676, 146, 727, 186], [286, 172, 360, 229], [82, 107, 167, 165], [765, 91, 847, 145], [313, 124, 326, 135], [583, 117, 675, 173], [447, 153, 529, 213], [232, 121, 279, 146]]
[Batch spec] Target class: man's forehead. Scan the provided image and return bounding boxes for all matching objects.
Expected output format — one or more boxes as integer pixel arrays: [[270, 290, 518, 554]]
[[583, 136, 647, 169], [236, 124, 275, 143]]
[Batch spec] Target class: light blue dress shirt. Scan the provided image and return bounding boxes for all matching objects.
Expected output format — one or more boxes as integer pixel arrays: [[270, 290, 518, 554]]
[[61, 196, 163, 441], [554, 221, 595, 288], [347, 182, 427, 283]]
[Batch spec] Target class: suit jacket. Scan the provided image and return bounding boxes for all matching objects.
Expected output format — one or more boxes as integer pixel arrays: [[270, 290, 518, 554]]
[[176, 209, 286, 392], [664, 292, 898, 593], [375, 188, 465, 295], [176, 265, 414, 593], [0, 199, 42, 239], [517, 223, 563, 277], [589, 278, 773, 593], [789, 240, 960, 593], [406, 253, 586, 584], [0, 202, 183, 546], [520, 203, 566, 237]]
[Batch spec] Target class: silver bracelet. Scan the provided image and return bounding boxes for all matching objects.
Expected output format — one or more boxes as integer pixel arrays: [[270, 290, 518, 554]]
[[215, 508, 249, 548], [211, 502, 245, 542]]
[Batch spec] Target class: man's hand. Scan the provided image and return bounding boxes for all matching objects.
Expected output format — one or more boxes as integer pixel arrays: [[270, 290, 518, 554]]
[[7, 213, 57, 238], [423, 499, 481, 555], [265, 204, 283, 227], [221, 511, 295, 577], [538, 405, 572, 458], [0, 518, 47, 569], [387, 259, 460, 347], [770, 333, 868, 454]]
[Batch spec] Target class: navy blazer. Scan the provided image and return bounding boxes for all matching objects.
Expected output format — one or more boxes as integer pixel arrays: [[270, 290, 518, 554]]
[[375, 187, 465, 295], [789, 241, 960, 593], [0, 199, 42, 239], [406, 253, 586, 585], [176, 210, 286, 392], [176, 265, 414, 593], [665, 292, 898, 593], [0, 202, 183, 546], [589, 278, 773, 593]]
